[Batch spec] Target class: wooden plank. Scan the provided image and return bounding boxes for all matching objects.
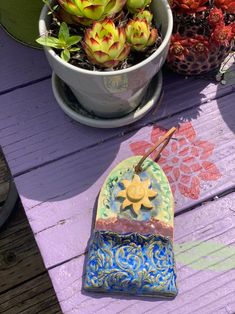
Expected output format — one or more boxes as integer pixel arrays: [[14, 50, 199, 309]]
[[0, 151, 10, 203], [0, 149, 18, 228], [0, 27, 51, 94], [0, 201, 61, 313], [48, 193, 235, 314], [0, 71, 234, 176], [0, 202, 46, 293], [0, 272, 62, 314], [14, 93, 235, 268]]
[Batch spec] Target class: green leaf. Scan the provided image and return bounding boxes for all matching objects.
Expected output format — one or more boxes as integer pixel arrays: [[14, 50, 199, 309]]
[[36, 36, 62, 49], [59, 22, 70, 41], [175, 241, 235, 272], [69, 47, 80, 52], [66, 36, 82, 47], [61, 49, 70, 62]]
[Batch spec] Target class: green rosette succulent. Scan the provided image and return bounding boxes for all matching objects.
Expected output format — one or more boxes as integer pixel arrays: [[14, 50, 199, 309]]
[[83, 19, 130, 67], [125, 18, 158, 51], [134, 10, 153, 24], [126, 0, 152, 13], [57, 0, 126, 25]]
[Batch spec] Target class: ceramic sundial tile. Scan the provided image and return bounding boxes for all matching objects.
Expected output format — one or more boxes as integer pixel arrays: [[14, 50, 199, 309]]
[[84, 128, 178, 298]]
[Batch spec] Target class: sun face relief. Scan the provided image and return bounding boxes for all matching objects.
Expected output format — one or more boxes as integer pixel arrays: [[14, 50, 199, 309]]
[[117, 174, 157, 216]]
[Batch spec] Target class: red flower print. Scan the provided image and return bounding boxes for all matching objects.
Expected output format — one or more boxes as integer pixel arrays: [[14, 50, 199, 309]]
[[130, 122, 221, 200]]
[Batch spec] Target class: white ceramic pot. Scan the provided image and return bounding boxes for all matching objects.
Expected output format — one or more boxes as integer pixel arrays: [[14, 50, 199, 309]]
[[39, 0, 173, 118]]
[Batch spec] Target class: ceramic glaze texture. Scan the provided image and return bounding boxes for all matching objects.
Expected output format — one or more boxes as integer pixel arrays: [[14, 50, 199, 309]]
[[39, 0, 173, 118], [84, 231, 177, 297], [96, 157, 174, 239], [85, 156, 177, 297]]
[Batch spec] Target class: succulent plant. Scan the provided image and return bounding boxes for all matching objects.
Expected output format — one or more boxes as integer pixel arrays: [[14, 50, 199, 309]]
[[189, 35, 210, 55], [214, 0, 235, 14], [211, 23, 233, 46], [125, 19, 158, 51], [174, 0, 208, 13], [167, 33, 190, 61], [82, 19, 130, 67], [134, 10, 153, 24], [57, 0, 126, 25], [126, 0, 152, 13], [167, 0, 235, 75], [208, 7, 224, 27]]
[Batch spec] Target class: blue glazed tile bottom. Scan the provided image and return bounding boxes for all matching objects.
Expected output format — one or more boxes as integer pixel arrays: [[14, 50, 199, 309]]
[[84, 231, 178, 298]]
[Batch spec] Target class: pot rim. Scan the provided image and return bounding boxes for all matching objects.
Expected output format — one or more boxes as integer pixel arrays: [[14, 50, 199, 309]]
[[39, 0, 173, 76]]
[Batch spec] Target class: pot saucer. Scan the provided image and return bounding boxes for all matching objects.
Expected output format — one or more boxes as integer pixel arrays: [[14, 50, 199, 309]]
[[52, 71, 163, 128]]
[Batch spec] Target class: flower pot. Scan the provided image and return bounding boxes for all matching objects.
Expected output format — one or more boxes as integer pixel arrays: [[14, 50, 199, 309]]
[[0, 0, 43, 48], [39, 0, 173, 119], [166, 7, 235, 76]]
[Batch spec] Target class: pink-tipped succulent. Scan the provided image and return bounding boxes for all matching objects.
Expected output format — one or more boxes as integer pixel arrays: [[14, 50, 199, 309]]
[[125, 19, 158, 51], [126, 0, 152, 13], [134, 10, 153, 24], [57, 0, 126, 25], [82, 19, 130, 67]]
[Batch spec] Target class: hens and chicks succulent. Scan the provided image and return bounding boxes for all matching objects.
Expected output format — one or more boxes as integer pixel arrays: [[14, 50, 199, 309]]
[[38, 0, 159, 68]]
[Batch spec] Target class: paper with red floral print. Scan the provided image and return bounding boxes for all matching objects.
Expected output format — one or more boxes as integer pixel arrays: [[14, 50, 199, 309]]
[[130, 122, 221, 200]]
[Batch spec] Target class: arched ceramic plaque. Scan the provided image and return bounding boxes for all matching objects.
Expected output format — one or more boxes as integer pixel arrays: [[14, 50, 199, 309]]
[[85, 128, 178, 298], [84, 156, 178, 298]]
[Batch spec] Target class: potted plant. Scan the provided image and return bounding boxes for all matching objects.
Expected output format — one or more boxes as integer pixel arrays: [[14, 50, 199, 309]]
[[37, 0, 173, 125], [166, 0, 235, 75]]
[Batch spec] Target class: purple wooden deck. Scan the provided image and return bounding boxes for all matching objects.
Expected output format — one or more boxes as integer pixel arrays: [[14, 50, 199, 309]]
[[1, 26, 235, 313]]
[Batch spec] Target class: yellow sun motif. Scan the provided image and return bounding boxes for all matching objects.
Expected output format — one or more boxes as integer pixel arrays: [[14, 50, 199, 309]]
[[117, 174, 157, 216]]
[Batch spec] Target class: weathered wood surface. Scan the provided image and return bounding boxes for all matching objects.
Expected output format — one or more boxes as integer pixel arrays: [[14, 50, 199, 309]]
[[48, 193, 235, 314], [12, 92, 235, 268], [0, 151, 9, 203], [0, 71, 234, 176], [0, 152, 61, 312], [0, 27, 51, 94], [0, 202, 62, 313], [0, 272, 62, 314], [0, 202, 45, 293]]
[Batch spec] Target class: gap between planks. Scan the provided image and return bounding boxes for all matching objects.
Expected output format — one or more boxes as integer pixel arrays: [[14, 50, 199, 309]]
[[0, 75, 51, 97]]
